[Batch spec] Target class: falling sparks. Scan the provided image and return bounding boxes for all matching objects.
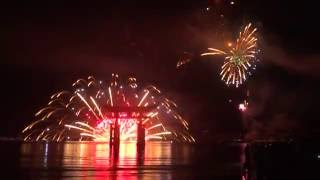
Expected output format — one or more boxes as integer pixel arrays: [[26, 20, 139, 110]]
[[22, 74, 195, 143], [138, 90, 149, 107], [108, 87, 113, 107]]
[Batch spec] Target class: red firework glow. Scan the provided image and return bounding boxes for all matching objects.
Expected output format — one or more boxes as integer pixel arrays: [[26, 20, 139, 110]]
[[22, 74, 195, 143], [94, 111, 147, 142]]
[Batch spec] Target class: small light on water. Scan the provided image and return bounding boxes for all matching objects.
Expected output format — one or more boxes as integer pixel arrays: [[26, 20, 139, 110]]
[[45, 143, 48, 155], [317, 154, 320, 159]]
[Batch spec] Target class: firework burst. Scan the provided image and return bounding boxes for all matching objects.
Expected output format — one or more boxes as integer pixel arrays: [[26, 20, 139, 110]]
[[177, 23, 259, 88], [202, 23, 259, 87], [22, 74, 195, 143]]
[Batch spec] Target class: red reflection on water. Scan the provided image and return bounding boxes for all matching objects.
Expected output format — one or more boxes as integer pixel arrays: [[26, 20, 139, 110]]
[[61, 141, 172, 178], [20, 141, 177, 179]]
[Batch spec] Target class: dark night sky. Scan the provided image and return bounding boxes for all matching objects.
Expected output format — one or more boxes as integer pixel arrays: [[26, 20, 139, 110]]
[[1, 0, 320, 140]]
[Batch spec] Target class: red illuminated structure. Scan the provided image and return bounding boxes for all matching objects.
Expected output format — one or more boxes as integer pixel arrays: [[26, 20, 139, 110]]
[[102, 106, 156, 146]]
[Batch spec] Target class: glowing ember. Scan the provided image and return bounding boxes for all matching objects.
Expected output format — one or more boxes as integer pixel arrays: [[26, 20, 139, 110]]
[[239, 100, 248, 112]]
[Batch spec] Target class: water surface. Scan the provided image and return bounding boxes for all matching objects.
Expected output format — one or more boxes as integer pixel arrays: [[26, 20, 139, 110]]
[[1, 141, 245, 179]]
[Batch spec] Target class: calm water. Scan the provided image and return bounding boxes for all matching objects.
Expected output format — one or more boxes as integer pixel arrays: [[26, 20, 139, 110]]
[[1, 141, 246, 179]]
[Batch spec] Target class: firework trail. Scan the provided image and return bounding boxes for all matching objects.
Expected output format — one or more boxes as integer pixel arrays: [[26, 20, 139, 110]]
[[177, 23, 259, 87], [22, 74, 195, 143]]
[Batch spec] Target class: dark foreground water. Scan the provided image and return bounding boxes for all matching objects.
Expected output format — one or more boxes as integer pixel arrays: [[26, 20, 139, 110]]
[[0, 141, 245, 179], [2, 140, 319, 179]]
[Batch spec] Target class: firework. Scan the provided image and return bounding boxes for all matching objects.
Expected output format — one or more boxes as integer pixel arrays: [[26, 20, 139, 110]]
[[202, 23, 259, 87], [22, 74, 195, 143], [177, 23, 259, 88]]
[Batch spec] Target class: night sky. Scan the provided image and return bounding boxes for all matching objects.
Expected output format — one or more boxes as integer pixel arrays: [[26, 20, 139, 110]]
[[1, 1, 320, 141]]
